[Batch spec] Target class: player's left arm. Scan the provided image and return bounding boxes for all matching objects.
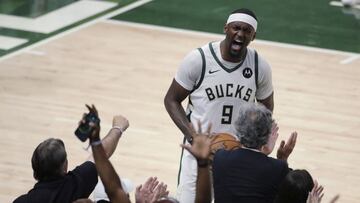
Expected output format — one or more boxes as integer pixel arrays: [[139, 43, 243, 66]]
[[256, 55, 274, 112], [258, 93, 274, 112]]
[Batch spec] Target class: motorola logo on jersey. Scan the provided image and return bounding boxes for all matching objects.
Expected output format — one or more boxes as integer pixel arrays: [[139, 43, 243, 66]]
[[205, 84, 253, 102], [243, 67, 253, 78]]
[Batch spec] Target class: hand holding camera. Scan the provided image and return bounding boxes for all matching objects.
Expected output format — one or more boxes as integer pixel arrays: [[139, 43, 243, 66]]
[[75, 104, 101, 142]]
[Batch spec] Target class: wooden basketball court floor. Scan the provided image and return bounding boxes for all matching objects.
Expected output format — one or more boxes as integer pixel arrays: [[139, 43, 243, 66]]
[[0, 20, 359, 202]]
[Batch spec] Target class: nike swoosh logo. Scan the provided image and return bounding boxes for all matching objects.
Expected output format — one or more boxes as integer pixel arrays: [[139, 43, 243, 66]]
[[209, 69, 220, 74]]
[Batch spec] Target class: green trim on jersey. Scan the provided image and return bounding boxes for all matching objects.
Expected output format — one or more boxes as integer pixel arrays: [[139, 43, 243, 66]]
[[191, 47, 206, 93], [254, 51, 259, 90], [177, 136, 187, 185], [209, 42, 247, 73]]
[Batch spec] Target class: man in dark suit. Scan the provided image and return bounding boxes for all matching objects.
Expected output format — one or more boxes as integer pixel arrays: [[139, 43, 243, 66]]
[[212, 103, 297, 203]]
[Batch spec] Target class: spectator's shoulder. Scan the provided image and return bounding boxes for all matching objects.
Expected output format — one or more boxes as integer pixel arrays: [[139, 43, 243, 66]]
[[213, 149, 234, 163], [82, 160, 96, 168], [271, 158, 290, 175], [71, 161, 97, 176], [80, 160, 96, 168], [68, 161, 98, 196], [13, 194, 27, 203], [214, 148, 231, 157]]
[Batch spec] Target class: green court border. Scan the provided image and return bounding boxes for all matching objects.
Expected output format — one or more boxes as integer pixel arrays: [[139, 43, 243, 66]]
[[0, 0, 77, 18], [1, 0, 359, 58], [112, 0, 360, 53], [0, 0, 135, 58]]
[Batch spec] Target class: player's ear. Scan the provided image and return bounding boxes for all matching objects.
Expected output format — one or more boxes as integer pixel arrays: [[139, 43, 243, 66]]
[[224, 24, 228, 33], [251, 32, 256, 41]]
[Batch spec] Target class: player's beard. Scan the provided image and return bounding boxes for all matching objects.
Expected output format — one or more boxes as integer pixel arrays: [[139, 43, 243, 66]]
[[229, 42, 245, 58], [229, 48, 241, 58]]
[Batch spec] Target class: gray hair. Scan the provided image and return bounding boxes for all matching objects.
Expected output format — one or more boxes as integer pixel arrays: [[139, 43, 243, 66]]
[[31, 138, 67, 181], [234, 103, 273, 149]]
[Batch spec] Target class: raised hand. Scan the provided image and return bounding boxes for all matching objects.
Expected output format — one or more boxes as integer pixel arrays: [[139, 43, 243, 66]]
[[181, 121, 216, 162], [277, 131, 297, 161], [135, 177, 169, 203], [86, 104, 98, 116], [84, 104, 100, 141], [112, 115, 129, 132], [151, 182, 169, 202], [306, 180, 324, 203], [135, 177, 157, 203]]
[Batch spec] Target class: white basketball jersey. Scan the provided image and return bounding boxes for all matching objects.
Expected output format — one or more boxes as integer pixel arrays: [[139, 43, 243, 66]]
[[186, 42, 259, 137]]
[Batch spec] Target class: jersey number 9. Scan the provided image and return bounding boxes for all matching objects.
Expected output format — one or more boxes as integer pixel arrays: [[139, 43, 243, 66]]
[[221, 105, 233, 124]]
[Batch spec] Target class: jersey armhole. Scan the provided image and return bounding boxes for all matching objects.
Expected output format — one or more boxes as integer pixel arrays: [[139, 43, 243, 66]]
[[191, 48, 206, 93], [255, 50, 259, 90]]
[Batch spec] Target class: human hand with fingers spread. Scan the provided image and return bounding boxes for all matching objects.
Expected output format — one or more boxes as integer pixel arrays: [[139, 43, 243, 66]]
[[180, 121, 216, 165], [180, 121, 214, 203], [135, 177, 169, 203], [277, 131, 297, 161], [306, 181, 340, 203], [306, 180, 324, 203], [135, 177, 158, 203], [151, 182, 169, 202]]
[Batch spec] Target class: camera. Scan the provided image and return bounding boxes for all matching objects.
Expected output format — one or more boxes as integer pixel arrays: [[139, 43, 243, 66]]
[[75, 112, 100, 142]]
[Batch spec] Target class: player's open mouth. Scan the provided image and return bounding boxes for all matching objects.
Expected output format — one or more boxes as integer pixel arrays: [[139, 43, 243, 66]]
[[231, 40, 243, 51]]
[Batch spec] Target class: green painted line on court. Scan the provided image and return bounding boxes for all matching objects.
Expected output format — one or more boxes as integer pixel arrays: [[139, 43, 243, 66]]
[[0, 0, 136, 58], [0, 27, 46, 54], [112, 0, 360, 53], [0, 27, 45, 39], [0, 0, 77, 18]]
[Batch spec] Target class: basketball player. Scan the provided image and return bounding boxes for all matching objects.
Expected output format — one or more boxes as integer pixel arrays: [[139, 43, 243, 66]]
[[164, 8, 274, 203], [342, 0, 360, 7]]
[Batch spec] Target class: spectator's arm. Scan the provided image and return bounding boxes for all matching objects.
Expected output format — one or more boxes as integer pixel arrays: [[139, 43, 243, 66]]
[[101, 115, 129, 158], [85, 104, 130, 203], [181, 122, 214, 203], [88, 115, 129, 162], [92, 143, 130, 203], [195, 163, 211, 203]]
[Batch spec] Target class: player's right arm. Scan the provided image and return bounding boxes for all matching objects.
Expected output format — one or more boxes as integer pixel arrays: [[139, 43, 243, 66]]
[[164, 79, 193, 142], [164, 49, 202, 143]]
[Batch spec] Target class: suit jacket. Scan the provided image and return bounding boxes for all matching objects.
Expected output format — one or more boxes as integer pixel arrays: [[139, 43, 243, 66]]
[[213, 148, 290, 203]]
